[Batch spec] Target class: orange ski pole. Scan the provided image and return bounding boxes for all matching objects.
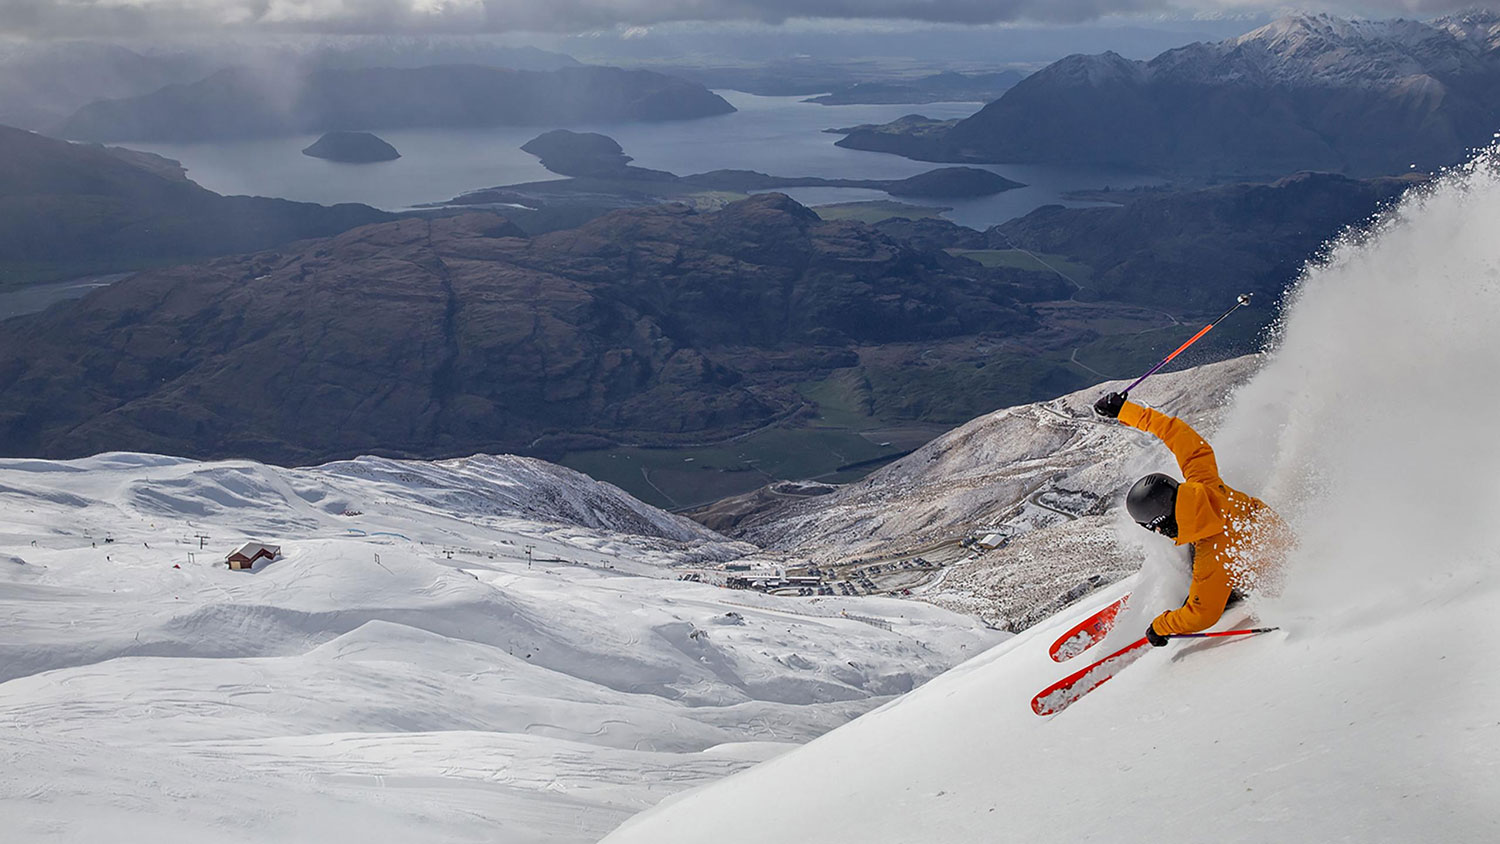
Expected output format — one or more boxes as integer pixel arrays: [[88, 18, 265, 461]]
[[1122, 293, 1252, 396]]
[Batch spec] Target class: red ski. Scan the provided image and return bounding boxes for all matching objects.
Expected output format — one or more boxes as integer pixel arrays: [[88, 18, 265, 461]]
[[1048, 594, 1128, 662], [1032, 636, 1152, 716], [1032, 625, 1279, 716]]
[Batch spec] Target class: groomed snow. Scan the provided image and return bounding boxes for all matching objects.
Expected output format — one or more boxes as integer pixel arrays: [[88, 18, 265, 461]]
[[601, 148, 1500, 842], [0, 452, 1003, 842]]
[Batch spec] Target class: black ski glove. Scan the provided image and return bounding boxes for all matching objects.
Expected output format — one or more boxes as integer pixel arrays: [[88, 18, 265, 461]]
[[1145, 624, 1169, 647], [1093, 391, 1126, 419]]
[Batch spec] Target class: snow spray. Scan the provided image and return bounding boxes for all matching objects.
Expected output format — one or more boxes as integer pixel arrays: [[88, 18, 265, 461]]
[[1211, 146, 1500, 628]]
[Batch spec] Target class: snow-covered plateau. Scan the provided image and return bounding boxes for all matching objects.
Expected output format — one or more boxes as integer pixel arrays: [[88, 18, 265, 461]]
[[0, 452, 1002, 842], [602, 148, 1500, 842]]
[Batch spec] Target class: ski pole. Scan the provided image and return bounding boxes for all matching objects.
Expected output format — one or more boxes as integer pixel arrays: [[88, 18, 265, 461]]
[[1122, 293, 1252, 396], [1168, 626, 1278, 640]]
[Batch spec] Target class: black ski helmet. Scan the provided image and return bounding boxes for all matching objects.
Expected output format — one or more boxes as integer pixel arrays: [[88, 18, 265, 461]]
[[1126, 473, 1180, 538]]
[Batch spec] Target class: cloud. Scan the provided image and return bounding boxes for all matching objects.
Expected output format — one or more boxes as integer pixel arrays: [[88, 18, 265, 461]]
[[3, 0, 1500, 38]]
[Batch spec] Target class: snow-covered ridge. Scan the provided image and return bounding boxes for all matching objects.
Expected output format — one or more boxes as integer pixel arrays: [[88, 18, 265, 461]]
[[741, 356, 1259, 629], [1039, 10, 1500, 90], [747, 356, 1258, 558], [314, 452, 723, 544]]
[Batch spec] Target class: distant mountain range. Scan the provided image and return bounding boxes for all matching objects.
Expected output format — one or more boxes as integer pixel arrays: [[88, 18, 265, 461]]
[[0, 39, 580, 134], [0, 42, 205, 132], [836, 12, 1500, 178], [57, 65, 736, 142], [0, 125, 393, 286], [0, 161, 1421, 467]]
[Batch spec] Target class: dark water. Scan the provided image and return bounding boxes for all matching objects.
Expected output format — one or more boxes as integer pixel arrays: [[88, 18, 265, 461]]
[[127, 90, 1161, 229]]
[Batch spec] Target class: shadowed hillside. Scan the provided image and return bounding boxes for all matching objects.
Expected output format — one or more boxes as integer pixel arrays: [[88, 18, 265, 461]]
[[0, 194, 1046, 464], [0, 126, 393, 287]]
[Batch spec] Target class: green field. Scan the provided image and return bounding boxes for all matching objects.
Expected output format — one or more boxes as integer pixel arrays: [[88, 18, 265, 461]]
[[559, 371, 952, 510], [949, 249, 1095, 286], [557, 291, 1267, 511], [557, 349, 1117, 510], [861, 355, 1092, 423], [1067, 309, 1272, 382], [558, 425, 908, 510], [813, 200, 951, 224]]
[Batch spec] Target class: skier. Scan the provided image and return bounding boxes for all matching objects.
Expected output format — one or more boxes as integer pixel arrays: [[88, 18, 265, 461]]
[[1093, 391, 1288, 646]]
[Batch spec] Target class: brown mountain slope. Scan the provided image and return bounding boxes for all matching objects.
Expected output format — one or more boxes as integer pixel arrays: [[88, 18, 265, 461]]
[[0, 195, 1042, 464]]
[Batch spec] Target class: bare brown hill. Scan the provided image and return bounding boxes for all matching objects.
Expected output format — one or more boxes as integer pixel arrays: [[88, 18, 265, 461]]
[[0, 194, 1045, 464]]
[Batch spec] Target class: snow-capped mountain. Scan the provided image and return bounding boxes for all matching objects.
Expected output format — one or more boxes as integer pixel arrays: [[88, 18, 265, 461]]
[[859, 11, 1500, 177], [0, 450, 1002, 842], [600, 141, 1500, 844], [1154, 11, 1500, 87], [1030, 11, 1500, 94]]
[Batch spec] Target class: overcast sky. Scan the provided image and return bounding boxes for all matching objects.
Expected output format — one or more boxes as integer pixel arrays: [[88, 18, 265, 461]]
[[3, 0, 1500, 39]]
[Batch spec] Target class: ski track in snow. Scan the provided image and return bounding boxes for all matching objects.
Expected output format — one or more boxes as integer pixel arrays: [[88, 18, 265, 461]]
[[600, 147, 1500, 843], [0, 452, 1005, 843]]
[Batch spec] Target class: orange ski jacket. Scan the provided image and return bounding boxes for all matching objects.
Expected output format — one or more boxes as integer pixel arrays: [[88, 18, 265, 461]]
[[1118, 400, 1287, 636]]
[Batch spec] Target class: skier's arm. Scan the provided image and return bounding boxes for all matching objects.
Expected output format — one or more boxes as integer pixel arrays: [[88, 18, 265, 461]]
[[1117, 400, 1221, 487], [1150, 554, 1233, 636]]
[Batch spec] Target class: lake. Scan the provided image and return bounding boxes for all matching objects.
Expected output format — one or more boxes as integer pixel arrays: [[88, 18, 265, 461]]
[[0, 274, 132, 321], [128, 91, 1161, 230]]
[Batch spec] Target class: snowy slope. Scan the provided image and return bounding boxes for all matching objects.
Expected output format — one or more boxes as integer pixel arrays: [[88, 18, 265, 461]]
[[1154, 11, 1500, 88], [605, 574, 1499, 843], [0, 452, 1003, 843], [742, 356, 1259, 628], [314, 453, 727, 544], [601, 148, 1500, 842], [745, 356, 1258, 558]]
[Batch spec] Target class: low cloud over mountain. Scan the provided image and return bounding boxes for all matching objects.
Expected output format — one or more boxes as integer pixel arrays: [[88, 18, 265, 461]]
[[8, 1, 1500, 38]]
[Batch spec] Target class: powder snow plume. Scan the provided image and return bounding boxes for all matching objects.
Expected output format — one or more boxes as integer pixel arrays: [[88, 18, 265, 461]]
[[1215, 146, 1500, 629]]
